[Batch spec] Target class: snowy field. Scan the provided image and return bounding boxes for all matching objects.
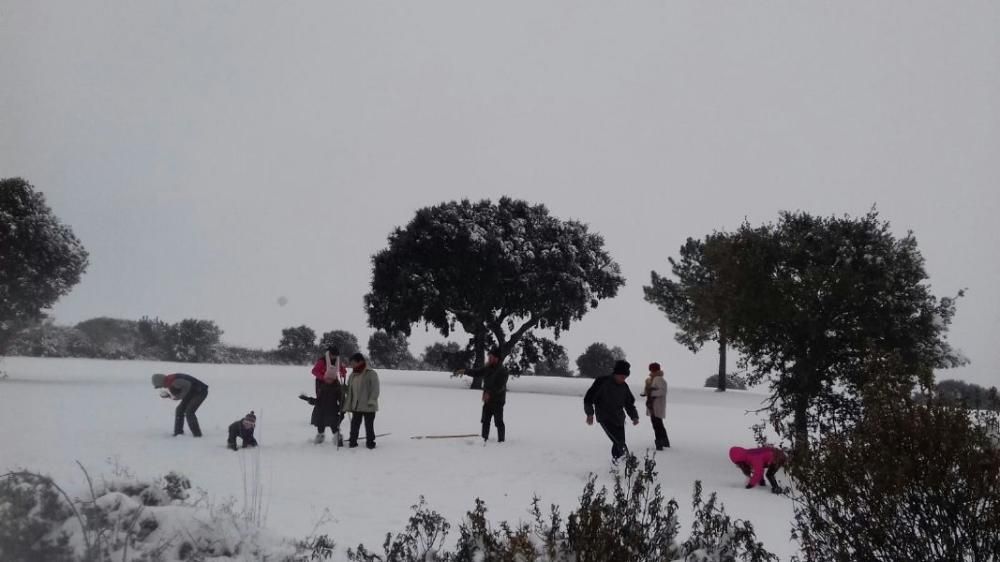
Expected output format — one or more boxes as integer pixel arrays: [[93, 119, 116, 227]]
[[0, 357, 795, 559]]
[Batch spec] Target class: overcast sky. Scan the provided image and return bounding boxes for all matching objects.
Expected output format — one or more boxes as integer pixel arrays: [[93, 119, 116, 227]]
[[2, 2, 998, 388]]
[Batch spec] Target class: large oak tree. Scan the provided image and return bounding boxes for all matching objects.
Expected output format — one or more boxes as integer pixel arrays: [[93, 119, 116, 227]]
[[734, 211, 964, 448], [365, 198, 624, 375], [0, 178, 89, 355]]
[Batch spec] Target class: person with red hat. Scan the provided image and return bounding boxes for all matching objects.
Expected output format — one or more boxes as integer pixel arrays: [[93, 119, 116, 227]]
[[643, 362, 670, 450]]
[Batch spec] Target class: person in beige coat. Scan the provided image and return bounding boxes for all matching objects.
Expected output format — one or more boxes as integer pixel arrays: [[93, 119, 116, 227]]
[[342, 352, 380, 449], [645, 363, 670, 450]]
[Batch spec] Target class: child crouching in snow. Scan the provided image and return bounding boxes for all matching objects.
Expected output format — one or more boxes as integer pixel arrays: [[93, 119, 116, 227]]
[[729, 445, 787, 493], [227, 411, 258, 451]]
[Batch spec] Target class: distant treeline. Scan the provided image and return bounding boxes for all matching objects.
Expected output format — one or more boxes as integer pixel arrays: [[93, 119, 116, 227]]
[[5, 316, 278, 364], [4, 316, 578, 376], [915, 379, 1000, 412]]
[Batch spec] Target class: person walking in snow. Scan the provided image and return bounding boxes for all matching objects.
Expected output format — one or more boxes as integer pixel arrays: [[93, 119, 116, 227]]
[[151, 373, 209, 437], [342, 352, 380, 449], [455, 346, 510, 443], [643, 362, 670, 450], [227, 411, 258, 450], [584, 360, 640, 461], [729, 445, 787, 493]]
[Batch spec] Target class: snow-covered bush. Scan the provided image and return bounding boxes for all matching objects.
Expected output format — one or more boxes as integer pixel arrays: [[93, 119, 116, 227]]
[[788, 382, 1000, 561], [681, 481, 775, 562], [345, 453, 774, 562], [0, 472, 75, 561], [704, 374, 747, 390], [0, 466, 322, 562]]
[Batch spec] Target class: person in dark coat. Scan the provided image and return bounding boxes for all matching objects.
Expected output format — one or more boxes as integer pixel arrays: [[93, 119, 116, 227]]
[[299, 377, 345, 446], [152, 373, 209, 437], [227, 411, 258, 450], [456, 347, 510, 443], [584, 360, 640, 461]]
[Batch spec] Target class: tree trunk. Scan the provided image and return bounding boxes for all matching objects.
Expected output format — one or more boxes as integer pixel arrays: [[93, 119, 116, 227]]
[[0, 329, 12, 358], [793, 397, 809, 453], [717, 322, 727, 392], [470, 327, 485, 390]]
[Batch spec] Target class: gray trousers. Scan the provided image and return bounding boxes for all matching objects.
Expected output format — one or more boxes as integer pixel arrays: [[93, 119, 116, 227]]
[[175, 388, 208, 436]]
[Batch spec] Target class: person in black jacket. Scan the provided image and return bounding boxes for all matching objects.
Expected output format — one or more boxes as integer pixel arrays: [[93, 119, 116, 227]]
[[584, 360, 640, 461], [456, 347, 510, 442], [227, 411, 258, 451]]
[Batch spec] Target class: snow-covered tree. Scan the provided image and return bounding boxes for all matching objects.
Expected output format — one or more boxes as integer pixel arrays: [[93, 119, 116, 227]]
[[319, 329, 360, 358], [509, 334, 573, 376], [168, 319, 222, 363], [731, 211, 965, 449], [277, 325, 316, 364], [0, 178, 89, 356], [576, 342, 625, 378], [422, 342, 469, 372], [367, 331, 414, 369], [365, 198, 624, 368], [75, 317, 142, 359], [644, 232, 748, 391]]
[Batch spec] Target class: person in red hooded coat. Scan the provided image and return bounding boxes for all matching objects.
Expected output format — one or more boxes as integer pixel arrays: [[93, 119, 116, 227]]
[[729, 445, 787, 493]]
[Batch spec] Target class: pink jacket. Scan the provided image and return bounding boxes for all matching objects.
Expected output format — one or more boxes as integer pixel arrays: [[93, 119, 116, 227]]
[[311, 352, 347, 381], [729, 446, 785, 487]]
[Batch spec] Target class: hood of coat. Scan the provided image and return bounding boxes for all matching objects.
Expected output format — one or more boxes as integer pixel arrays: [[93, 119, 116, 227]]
[[729, 446, 748, 464]]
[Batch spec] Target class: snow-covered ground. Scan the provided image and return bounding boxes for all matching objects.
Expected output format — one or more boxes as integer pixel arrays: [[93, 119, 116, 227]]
[[0, 357, 795, 559]]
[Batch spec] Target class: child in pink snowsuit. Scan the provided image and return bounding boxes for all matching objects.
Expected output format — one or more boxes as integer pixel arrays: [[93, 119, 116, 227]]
[[729, 446, 787, 493]]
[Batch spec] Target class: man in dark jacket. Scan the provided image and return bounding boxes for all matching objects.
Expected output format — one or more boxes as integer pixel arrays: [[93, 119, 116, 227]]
[[584, 360, 640, 461], [152, 373, 209, 437], [457, 347, 510, 442]]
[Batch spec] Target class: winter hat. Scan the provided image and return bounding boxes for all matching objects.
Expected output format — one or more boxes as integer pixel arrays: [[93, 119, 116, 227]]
[[244, 411, 257, 424], [612, 360, 631, 376], [326, 345, 340, 356], [349, 352, 365, 363], [648, 362, 661, 372], [151, 373, 166, 388]]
